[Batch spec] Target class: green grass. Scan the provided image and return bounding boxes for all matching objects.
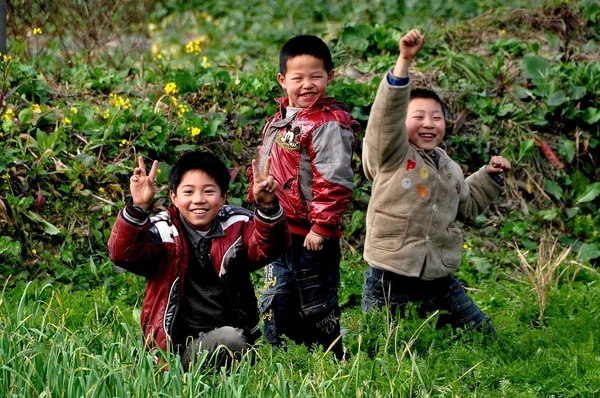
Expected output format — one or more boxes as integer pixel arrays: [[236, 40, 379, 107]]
[[1, 261, 599, 397], [1, 0, 599, 395]]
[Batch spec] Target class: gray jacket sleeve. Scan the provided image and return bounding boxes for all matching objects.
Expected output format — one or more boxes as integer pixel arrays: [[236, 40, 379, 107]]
[[362, 75, 411, 181], [457, 165, 504, 221]]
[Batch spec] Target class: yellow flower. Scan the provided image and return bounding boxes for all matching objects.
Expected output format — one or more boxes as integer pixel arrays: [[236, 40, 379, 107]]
[[177, 104, 190, 118], [164, 82, 179, 95], [188, 126, 201, 137], [1, 173, 9, 181], [64, 117, 71, 125], [170, 95, 178, 106], [185, 40, 202, 56], [32, 249, 37, 255], [102, 109, 111, 120], [3, 54, 12, 63], [109, 93, 132, 110], [202, 56, 210, 68], [499, 29, 506, 35], [33, 28, 43, 35], [157, 169, 162, 174], [157, 53, 163, 60], [98, 187, 105, 193], [3, 109, 14, 120], [71, 107, 78, 114], [32, 104, 42, 114]]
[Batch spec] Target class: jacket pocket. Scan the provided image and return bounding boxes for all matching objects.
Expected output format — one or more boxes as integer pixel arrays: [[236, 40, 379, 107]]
[[370, 208, 409, 252], [441, 228, 463, 269], [283, 176, 308, 219]]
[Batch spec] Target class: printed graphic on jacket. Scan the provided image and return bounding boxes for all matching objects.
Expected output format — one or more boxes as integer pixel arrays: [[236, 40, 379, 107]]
[[276, 125, 301, 151]]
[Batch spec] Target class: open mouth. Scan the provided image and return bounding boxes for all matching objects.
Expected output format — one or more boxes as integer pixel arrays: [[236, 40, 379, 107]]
[[191, 209, 208, 214]]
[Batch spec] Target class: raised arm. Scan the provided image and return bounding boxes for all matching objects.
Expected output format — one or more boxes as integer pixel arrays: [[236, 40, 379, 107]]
[[363, 29, 425, 180]]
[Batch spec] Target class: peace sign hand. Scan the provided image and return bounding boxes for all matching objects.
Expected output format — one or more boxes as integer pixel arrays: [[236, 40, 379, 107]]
[[130, 155, 159, 211], [251, 156, 278, 208]]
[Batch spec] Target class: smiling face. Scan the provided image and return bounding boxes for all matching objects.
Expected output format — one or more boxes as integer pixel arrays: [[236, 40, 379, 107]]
[[170, 170, 226, 231], [277, 54, 333, 108], [406, 97, 446, 153]]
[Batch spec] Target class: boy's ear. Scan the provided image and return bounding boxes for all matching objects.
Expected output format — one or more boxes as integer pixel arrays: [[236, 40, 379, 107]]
[[277, 73, 286, 89], [169, 190, 177, 204], [220, 194, 227, 206], [327, 69, 334, 85]]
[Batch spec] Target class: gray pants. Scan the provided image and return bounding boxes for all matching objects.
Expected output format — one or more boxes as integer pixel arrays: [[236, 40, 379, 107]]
[[180, 326, 248, 370]]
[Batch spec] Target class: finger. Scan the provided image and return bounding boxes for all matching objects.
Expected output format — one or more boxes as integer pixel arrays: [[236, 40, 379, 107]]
[[262, 156, 272, 179], [251, 159, 260, 180], [137, 156, 146, 176], [147, 160, 159, 182]]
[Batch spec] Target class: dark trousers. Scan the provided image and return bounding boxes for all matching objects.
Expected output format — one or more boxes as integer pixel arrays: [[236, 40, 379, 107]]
[[362, 266, 495, 334], [260, 234, 343, 358]]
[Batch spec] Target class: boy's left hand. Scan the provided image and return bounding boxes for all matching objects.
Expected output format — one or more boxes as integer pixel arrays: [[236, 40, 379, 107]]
[[251, 156, 278, 208], [486, 156, 511, 174], [304, 231, 324, 251]]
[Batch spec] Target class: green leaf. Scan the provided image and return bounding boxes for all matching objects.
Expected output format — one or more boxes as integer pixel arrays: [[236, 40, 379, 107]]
[[512, 85, 533, 99], [19, 108, 33, 125], [521, 54, 550, 82], [575, 182, 600, 205], [518, 138, 535, 160], [547, 90, 569, 107], [0, 236, 22, 257], [341, 25, 371, 52], [89, 257, 98, 278], [561, 139, 576, 163], [583, 107, 600, 125], [538, 208, 557, 220], [23, 211, 61, 235], [544, 180, 563, 201], [577, 243, 600, 261], [565, 208, 578, 219]]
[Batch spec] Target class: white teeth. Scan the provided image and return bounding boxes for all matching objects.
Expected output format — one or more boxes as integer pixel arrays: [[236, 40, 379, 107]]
[[192, 209, 207, 214]]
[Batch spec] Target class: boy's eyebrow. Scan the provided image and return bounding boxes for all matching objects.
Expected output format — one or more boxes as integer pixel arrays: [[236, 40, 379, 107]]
[[411, 109, 443, 114], [180, 183, 218, 189]]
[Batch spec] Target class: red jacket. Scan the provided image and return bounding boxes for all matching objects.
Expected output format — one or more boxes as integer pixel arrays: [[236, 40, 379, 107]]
[[107, 203, 289, 351], [248, 96, 361, 238]]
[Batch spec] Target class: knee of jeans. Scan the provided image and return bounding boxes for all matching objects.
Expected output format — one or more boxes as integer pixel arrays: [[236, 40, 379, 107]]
[[313, 309, 340, 336], [301, 294, 338, 318]]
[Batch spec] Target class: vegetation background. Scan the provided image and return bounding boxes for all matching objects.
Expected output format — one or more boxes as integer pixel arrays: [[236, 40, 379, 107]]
[[0, 0, 599, 396]]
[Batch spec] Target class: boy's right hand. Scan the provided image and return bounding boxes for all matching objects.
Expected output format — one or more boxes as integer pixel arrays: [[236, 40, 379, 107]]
[[399, 29, 425, 61], [393, 29, 425, 78], [130, 155, 159, 211]]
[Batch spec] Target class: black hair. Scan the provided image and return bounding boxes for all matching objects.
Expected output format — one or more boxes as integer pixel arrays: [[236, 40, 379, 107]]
[[409, 88, 449, 119], [279, 35, 333, 75], [168, 151, 230, 194]]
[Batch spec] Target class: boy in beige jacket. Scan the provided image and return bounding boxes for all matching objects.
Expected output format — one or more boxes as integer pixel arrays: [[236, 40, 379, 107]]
[[361, 29, 511, 335]]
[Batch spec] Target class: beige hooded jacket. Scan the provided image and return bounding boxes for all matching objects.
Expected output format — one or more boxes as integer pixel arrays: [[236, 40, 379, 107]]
[[362, 76, 503, 280]]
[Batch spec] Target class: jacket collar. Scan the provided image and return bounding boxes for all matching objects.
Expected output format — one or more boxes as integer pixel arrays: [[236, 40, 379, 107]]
[[274, 96, 339, 117], [170, 206, 225, 249]]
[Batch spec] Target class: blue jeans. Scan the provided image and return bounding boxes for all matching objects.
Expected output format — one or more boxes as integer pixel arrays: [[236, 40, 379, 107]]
[[362, 266, 495, 334], [260, 234, 343, 357]]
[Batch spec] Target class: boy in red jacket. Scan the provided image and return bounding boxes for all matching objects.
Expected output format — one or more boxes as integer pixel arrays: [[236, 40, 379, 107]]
[[108, 151, 289, 369], [248, 35, 361, 358]]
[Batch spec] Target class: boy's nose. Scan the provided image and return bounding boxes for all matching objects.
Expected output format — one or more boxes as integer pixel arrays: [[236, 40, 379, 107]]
[[422, 117, 434, 128], [193, 194, 206, 203]]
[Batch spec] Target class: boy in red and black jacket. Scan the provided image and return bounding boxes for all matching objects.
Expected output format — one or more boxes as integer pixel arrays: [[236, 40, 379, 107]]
[[247, 35, 361, 358], [108, 151, 289, 369]]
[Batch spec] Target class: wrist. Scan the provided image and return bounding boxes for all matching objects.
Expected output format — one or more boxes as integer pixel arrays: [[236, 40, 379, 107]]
[[393, 58, 411, 78]]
